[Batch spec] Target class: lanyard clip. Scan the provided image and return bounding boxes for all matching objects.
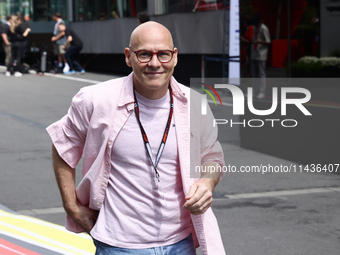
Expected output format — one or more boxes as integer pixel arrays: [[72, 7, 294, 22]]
[[155, 169, 160, 182]]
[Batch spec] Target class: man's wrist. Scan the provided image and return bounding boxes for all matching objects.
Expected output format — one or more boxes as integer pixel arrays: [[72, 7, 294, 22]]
[[200, 177, 218, 192], [63, 200, 79, 215], [200, 163, 221, 191]]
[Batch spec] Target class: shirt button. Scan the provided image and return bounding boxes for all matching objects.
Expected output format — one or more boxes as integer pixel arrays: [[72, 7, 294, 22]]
[[101, 182, 106, 186], [106, 161, 109, 165], [96, 202, 100, 205], [108, 141, 112, 146]]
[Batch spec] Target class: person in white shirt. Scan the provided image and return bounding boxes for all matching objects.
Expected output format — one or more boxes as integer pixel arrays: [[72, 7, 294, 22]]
[[250, 15, 271, 99], [51, 13, 67, 73]]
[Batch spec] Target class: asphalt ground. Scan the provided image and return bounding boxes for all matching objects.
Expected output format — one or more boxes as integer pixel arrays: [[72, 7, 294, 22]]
[[0, 67, 339, 254]]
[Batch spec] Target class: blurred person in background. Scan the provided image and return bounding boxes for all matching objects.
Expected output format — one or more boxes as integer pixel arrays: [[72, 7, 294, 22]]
[[240, 13, 254, 78], [58, 23, 85, 75], [99, 12, 106, 20], [1, 15, 12, 67], [137, 11, 149, 24], [51, 13, 67, 73], [111, 11, 119, 18], [5, 15, 31, 77], [0, 15, 6, 23], [16, 12, 30, 61], [250, 14, 270, 99]]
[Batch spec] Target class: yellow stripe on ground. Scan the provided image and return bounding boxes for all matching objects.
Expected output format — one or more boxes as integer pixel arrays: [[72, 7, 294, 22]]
[[0, 210, 13, 217], [0, 209, 95, 255]]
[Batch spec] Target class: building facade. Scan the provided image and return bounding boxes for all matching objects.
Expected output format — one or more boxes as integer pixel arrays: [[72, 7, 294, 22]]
[[1, 0, 226, 54], [1, 0, 227, 82]]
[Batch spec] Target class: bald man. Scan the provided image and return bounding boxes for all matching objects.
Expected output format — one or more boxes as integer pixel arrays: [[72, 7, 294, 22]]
[[47, 22, 225, 255]]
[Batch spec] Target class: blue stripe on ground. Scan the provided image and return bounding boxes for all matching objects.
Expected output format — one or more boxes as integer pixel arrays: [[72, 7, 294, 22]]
[[0, 110, 47, 130]]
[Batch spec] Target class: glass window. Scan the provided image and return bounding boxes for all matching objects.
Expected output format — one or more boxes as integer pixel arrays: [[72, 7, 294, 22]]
[[33, 0, 49, 21], [74, 0, 84, 21], [168, 0, 195, 13], [23, 0, 33, 21], [135, 0, 147, 14], [72, 0, 147, 21], [0, 0, 33, 22], [114, 0, 136, 18], [50, 0, 67, 20], [98, 0, 109, 20], [16, 0, 66, 22], [110, 0, 119, 18], [167, 0, 225, 14], [84, 0, 95, 20]]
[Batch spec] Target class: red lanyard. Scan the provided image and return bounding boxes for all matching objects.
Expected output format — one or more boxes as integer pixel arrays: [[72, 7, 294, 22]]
[[133, 87, 174, 182]]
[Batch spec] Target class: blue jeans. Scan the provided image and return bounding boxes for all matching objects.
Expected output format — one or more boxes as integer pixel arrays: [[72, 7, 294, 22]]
[[93, 234, 196, 255], [64, 45, 83, 71]]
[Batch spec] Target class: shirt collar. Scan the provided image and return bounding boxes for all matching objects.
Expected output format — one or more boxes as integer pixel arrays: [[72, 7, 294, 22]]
[[118, 72, 135, 111], [169, 76, 187, 101]]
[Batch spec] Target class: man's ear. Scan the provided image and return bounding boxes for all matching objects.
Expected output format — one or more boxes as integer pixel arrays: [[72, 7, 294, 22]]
[[173, 48, 178, 67], [125, 48, 132, 67]]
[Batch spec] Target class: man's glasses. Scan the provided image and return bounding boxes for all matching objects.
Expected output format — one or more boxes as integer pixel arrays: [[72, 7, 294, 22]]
[[129, 47, 175, 63]]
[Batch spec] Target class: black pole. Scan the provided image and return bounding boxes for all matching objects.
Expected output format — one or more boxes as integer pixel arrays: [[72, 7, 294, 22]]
[[287, 0, 291, 78]]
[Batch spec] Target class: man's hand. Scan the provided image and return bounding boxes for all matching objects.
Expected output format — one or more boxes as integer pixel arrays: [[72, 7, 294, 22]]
[[51, 36, 57, 42], [183, 178, 216, 215], [52, 144, 98, 234], [23, 28, 31, 37], [183, 163, 221, 215], [2, 34, 10, 45], [65, 204, 99, 235]]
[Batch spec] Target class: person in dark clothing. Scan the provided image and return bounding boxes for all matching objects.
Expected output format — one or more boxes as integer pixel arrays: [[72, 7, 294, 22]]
[[58, 23, 85, 75], [18, 20, 29, 59], [1, 15, 12, 66], [137, 11, 149, 24], [5, 15, 31, 77]]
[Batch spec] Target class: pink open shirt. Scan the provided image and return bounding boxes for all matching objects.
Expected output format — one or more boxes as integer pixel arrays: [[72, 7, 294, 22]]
[[46, 72, 226, 255]]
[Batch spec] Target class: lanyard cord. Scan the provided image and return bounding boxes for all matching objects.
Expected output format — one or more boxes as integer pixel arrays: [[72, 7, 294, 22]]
[[133, 87, 174, 182]]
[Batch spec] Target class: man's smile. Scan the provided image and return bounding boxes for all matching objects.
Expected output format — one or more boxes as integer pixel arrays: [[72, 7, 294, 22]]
[[144, 71, 164, 77]]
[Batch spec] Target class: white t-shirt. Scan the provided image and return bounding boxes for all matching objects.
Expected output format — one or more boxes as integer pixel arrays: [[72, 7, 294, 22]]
[[251, 23, 271, 61], [53, 19, 66, 45]]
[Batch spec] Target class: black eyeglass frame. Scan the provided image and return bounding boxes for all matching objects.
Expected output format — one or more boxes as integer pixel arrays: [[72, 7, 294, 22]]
[[129, 47, 176, 63]]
